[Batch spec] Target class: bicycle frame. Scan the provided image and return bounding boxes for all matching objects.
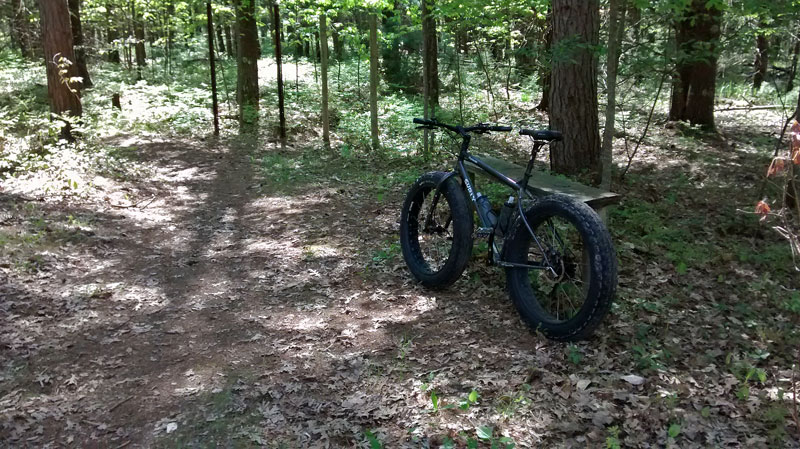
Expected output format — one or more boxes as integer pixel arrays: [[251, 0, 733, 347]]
[[427, 129, 559, 274]]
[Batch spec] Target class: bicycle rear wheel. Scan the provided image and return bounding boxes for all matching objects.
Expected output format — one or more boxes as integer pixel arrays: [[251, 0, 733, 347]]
[[504, 195, 617, 341], [400, 171, 473, 289]]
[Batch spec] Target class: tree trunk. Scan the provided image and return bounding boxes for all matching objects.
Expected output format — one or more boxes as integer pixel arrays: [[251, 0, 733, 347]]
[[224, 24, 233, 57], [536, 12, 552, 111], [68, 0, 92, 88], [421, 0, 438, 108], [207, 2, 219, 135], [754, 31, 768, 90], [332, 14, 343, 59], [234, 0, 260, 126], [320, 13, 330, 150], [131, 0, 146, 79], [549, 0, 600, 182], [369, 13, 380, 152], [789, 38, 800, 92], [38, 0, 82, 139], [600, 0, 626, 190], [216, 23, 225, 55], [668, 0, 721, 129], [11, 0, 33, 58], [272, 3, 285, 142]]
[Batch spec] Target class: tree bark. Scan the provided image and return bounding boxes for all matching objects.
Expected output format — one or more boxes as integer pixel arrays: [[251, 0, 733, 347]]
[[601, 0, 626, 190], [11, 0, 33, 58], [216, 23, 225, 55], [754, 31, 768, 90], [369, 13, 380, 152], [536, 11, 552, 111], [549, 0, 600, 182], [207, 2, 219, 135], [68, 0, 92, 88], [789, 38, 800, 92], [668, 0, 721, 129], [224, 24, 233, 57], [421, 0, 438, 108], [234, 0, 260, 125], [38, 0, 82, 139], [272, 3, 285, 142], [320, 13, 330, 150], [131, 0, 146, 79]]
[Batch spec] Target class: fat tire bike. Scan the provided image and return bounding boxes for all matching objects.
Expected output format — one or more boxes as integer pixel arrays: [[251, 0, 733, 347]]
[[399, 118, 618, 341]]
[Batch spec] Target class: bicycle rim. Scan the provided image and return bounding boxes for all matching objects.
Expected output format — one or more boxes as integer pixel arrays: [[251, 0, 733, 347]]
[[410, 187, 456, 275], [523, 216, 590, 322]]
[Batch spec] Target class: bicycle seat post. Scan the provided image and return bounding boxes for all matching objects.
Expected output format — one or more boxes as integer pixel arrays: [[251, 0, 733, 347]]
[[519, 140, 545, 192]]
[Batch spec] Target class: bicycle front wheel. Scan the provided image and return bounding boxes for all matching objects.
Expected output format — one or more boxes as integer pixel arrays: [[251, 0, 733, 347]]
[[400, 171, 473, 289], [504, 195, 617, 341]]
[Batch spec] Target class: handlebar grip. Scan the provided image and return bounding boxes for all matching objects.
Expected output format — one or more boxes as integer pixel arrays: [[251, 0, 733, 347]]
[[519, 129, 563, 142], [413, 118, 435, 126]]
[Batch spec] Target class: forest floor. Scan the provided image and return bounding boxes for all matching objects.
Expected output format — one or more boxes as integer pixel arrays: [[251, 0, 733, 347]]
[[2, 92, 800, 446]]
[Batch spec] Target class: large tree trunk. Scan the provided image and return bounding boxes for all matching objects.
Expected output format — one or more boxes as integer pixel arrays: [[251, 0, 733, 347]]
[[234, 0, 260, 125], [272, 3, 285, 142], [601, 0, 626, 190], [68, 0, 92, 88], [754, 30, 768, 90], [319, 13, 330, 149], [668, 0, 721, 129], [549, 0, 600, 182], [39, 0, 82, 139], [369, 13, 380, 152], [11, 0, 33, 58]]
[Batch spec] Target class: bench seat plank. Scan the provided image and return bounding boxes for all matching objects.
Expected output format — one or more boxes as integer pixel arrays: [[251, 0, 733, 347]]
[[465, 154, 622, 209]]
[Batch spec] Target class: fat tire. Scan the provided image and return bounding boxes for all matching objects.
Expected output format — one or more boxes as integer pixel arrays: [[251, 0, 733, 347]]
[[505, 195, 617, 341], [400, 171, 473, 289]]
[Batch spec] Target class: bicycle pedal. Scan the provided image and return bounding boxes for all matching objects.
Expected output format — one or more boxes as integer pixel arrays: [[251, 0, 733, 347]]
[[476, 227, 494, 238]]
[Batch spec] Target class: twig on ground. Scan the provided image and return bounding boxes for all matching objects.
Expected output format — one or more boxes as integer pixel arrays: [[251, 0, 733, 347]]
[[109, 195, 157, 209]]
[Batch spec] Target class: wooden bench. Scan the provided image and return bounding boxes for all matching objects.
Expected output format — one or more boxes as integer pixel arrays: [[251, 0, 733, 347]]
[[465, 154, 621, 214]]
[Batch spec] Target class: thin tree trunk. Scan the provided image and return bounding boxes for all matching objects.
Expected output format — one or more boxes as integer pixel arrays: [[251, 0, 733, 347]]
[[234, 0, 260, 126], [39, 0, 82, 140], [369, 13, 380, 152], [68, 0, 92, 88], [320, 13, 330, 150], [536, 12, 552, 111], [272, 3, 286, 142], [207, 2, 219, 135], [224, 24, 233, 57], [754, 30, 768, 90], [549, 0, 600, 182], [216, 23, 225, 55], [600, 0, 626, 190]]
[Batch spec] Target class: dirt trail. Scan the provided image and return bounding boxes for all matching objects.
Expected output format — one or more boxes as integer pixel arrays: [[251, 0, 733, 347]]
[[1, 136, 794, 447]]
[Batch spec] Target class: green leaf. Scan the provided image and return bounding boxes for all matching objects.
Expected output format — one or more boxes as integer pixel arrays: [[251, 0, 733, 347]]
[[442, 437, 455, 449], [467, 438, 479, 449], [430, 391, 439, 411], [476, 426, 493, 440], [667, 423, 681, 438], [676, 261, 688, 275], [700, 406, 710, 418], [468, 390, 479, 403], [365, 430, 383, 449]]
